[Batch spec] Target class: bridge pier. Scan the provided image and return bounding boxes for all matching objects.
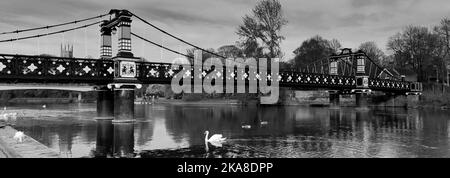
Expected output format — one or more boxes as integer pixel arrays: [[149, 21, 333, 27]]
[[96, 87, 114, 119], [113, 86, 135, 122], [406, 94, 420, 108], [355, 93, 368, 108], [329, 91, 340, 107]]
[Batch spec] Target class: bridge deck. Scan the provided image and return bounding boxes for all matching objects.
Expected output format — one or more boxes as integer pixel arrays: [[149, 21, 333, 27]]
[[0, 54, 419, 93]]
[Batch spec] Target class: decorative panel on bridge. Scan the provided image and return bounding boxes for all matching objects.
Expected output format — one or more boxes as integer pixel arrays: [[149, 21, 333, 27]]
[[137, 62, 177, 84], [0, 53, 421, 93], [368, 78, 411, 92], [278, 72, 356, 89], [0, 54, 114, 84]]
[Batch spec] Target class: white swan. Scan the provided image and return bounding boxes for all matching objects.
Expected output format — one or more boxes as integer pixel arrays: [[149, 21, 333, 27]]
[[13, 131, 25, 143], [241, 125, 251, 129], [204, 131, 226, 147], [0, 113, 7, 121]]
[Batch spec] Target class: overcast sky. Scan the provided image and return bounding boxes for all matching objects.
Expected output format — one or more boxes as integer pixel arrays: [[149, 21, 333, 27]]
[[0, 0, 449, 62]]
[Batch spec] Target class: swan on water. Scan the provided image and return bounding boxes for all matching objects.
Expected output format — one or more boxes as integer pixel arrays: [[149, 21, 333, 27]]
[[204, 131, 226, 147], [0, 114, 7, 121], [241, 125, 251, 129], [1, 113, 18, 121], [14, 131, 25, 143]]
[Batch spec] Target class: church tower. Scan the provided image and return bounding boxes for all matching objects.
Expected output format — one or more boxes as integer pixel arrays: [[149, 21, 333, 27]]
[[60, 44, 73, 58]]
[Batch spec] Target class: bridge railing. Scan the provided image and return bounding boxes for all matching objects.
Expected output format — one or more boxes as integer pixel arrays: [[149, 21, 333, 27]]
[[0, 53, 421, 93], [0, 54, 114, 84]]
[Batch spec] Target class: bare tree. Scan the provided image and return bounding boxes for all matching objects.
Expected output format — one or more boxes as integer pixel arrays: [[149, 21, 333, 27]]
[[434, 18, 450, 85], [387, 25, 441, 82], [358, 41, 386, 67], [236, 0, 288, 59], [217, 45, 244, 58], [328, 39, 342, 54], [291, 35, 339, 70]]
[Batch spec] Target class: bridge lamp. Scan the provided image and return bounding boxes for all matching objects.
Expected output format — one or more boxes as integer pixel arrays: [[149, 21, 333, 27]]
[[111, 27, 117, 35]]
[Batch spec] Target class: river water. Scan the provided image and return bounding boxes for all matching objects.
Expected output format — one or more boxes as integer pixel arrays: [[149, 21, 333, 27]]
[[9, 103, 450, 158]]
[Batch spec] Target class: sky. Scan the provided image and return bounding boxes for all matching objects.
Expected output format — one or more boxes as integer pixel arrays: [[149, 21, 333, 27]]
[[0, 0, 449, 62]]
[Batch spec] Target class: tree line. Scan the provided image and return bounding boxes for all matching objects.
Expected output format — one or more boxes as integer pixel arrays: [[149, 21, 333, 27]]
[[212, 0, 450, 84]]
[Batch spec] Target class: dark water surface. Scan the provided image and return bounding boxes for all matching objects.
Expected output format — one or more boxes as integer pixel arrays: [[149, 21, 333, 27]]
[[10, 103, 450, 158]]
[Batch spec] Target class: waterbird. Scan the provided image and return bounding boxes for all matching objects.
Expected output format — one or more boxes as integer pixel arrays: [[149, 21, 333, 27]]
[[260, 121, 268, 125], [2, 113, 18, 121], [241, 125, 252, 129], [42, 105, 46, 109], [13, 131, 25, 143], [204, 131, 226, 147], [0, 114, 7, 121], [0, 113, 16, 121]]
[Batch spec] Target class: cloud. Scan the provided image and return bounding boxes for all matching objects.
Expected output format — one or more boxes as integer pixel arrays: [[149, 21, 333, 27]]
[[0, 0, 449, 61], [350, 0, 402, 8]]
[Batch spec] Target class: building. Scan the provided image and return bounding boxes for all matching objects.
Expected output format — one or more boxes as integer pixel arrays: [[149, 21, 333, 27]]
[[61, 44, 73, 58]]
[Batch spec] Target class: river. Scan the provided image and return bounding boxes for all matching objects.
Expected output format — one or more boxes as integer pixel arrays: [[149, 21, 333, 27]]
[[8, 103, 450, 158]]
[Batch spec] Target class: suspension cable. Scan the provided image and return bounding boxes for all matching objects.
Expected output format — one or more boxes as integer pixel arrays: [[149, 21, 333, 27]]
[[0, 14, 109, 36], [131, 12, 265, 69], [132, 32, 192, 59], [132, 32, 264, 72], [130, 12, 226, 59], [0, 21, 103, 43]]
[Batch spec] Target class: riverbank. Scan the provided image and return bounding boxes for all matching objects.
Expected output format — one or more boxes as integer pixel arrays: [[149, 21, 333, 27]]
[[5, 97, 93, 104], [0, 126, 60, 158], [152, 98, 257, 106], [418, 91, 450, 109]]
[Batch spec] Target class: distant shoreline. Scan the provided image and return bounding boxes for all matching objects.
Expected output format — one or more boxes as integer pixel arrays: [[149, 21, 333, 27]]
[[4, 98, 91, 104]]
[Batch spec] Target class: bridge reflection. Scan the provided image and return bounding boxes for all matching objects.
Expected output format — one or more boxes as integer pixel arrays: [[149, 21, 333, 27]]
[[93, 120, 135, 158], [12, 104, 450, 158]]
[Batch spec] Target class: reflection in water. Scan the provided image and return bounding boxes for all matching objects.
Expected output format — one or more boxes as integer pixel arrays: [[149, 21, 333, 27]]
[[113, 123, 135, 157], [58, 124, 74, 158], [94, 119, 113, 157], [13, 103, 450, 158], [93, 120, 135, 158]]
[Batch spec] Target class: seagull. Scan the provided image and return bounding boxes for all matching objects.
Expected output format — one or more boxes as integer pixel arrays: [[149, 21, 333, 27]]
[[204, 131, 226, 147], [13, 131, 25, 143]]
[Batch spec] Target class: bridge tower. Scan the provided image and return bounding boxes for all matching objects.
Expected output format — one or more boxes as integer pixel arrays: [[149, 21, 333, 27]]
[[328, 56, 340, 106], [353, 51, 371, 108], [97, 9, 140, 157], [96, 15, 114, 119]]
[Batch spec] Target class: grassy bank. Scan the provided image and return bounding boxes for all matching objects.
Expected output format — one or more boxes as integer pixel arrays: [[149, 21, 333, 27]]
[[418, 83, 450, 108], [419, 91, 450, 108], [0, 126, 60, 158]]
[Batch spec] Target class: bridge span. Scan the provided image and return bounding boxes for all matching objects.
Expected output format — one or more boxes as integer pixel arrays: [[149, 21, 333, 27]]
[[0, 9, 424, 157]]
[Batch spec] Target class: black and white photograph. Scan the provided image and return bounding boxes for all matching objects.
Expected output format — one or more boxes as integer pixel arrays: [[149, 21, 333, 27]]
[[0, 0, 449, 168]]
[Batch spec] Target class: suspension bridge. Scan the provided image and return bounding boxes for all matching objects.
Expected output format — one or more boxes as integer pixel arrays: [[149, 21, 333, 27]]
[[0, 9, 422, 122]]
